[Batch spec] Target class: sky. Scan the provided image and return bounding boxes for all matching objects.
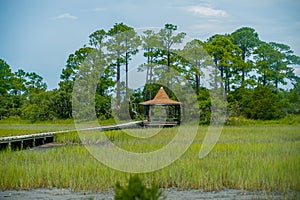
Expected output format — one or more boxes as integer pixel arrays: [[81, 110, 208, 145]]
[[0, 0, 300, 89]]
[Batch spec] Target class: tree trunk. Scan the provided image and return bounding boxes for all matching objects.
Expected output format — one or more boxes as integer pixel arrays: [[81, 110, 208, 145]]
[[219, 65, 224, 92], [149, 57, 153, 100], [167, 50, 171, 96], [274, 66, 278, 89], [125, 52, 129, 98], [263, 73, 266, 86], [225, 67, 230, 95], [145, 55, 150, 100], [195, 74, 200, 95], [195, 59, 200, 95], [116, 56, 121, 107], [241, 53, 246, 87], [242, 69, 245, 86]]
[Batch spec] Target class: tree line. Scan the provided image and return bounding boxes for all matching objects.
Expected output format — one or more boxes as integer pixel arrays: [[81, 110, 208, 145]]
[[0, 23, 299, 122]]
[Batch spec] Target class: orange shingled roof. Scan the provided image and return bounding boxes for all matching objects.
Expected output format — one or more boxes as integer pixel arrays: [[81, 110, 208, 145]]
[[139, 87, 181, 105]]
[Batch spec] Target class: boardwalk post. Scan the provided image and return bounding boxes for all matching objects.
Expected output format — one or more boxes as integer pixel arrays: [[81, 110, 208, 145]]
[[21, 140, 23, 150], [32, 138, 35, 147]]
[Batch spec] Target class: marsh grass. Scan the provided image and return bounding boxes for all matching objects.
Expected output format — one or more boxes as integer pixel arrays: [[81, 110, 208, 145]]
[[226, 114, 300, 126], [0, 125, 299, 195], [0, 119, 75, 137], [0, 124, 76, 137], [0, 118, 135, 137]]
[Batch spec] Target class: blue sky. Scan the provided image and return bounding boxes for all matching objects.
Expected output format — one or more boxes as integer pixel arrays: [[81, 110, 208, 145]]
[[1, 0, 300, 89]]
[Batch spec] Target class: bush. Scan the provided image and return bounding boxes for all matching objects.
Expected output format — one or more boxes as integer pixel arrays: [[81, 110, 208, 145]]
[[114, 176, 165, 200]]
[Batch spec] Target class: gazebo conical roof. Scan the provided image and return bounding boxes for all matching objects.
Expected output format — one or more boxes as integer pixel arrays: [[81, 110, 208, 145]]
[[139, 87, 181, 106]]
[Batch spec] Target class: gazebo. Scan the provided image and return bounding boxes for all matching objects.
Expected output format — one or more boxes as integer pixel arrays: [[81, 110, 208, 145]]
[[139, 87, 181, 127]]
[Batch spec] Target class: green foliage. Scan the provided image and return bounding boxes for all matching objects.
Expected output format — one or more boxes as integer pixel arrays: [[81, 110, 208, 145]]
[[231, 27, 260, 59], [205, 34, 243, 93], [106, 22, 141, 108], [89, 29, 106, 48], [21, 92, 56, 122], [253, 42, 299, 88], [0, 59, 48, 120], [95, 94, 112, 120], [60, 47, 94, 83], [114, 176, 164, 200], [50, 89, 72, 119], [0, 59, 14, 95], [241, 85, 284, 120], [1, 24, 300, 122], [197, 87, 211, 123], [286, 87, 300, 114], [230, 27, 260, 86], [179, 39, 212, 94]]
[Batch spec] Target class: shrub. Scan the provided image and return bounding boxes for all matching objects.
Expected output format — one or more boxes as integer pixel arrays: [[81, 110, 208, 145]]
[[114, 176, 165, 200]]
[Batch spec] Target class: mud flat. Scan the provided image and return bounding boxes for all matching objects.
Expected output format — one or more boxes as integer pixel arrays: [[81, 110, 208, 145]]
[[1, 188, 298, 200]]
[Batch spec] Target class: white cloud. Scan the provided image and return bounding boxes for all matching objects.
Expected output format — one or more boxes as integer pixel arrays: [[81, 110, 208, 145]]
[[53, 13, 78, 20], [183, 5, 228, 17]]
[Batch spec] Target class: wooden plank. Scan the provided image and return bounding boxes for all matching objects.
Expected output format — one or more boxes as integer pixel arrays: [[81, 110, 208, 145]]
[[143, 121, 178, 127]]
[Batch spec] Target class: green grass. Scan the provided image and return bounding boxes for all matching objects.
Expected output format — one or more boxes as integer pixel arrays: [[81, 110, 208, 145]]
[[1, 114, 299, 137], [0, 118, 75, 125], [0, 118, 75, 137], [0, 118, 136, 137], [226, 114, 300, 126], [0, 124, 75, 137], [1, 125, 299, 195]]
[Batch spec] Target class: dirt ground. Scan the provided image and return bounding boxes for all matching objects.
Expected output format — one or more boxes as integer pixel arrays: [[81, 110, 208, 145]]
[[1, 188, 297, 200]]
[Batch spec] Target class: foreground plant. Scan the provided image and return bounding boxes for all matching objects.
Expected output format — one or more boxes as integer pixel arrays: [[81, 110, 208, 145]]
[[114, 176, 165, 200]]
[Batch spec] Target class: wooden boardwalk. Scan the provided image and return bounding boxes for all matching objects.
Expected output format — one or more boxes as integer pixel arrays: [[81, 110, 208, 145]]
[[143, 121, 179, 128], [0, 121, 143, 150]]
